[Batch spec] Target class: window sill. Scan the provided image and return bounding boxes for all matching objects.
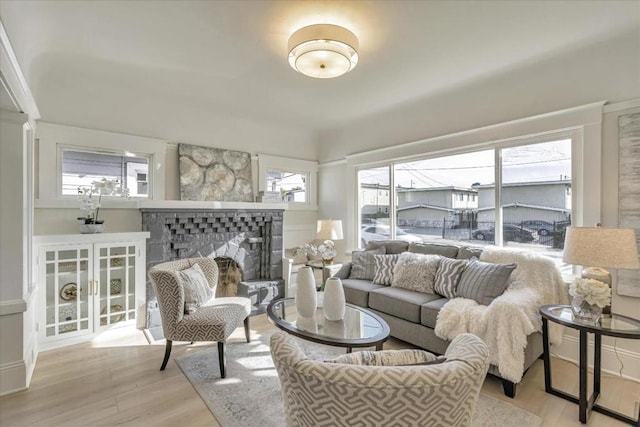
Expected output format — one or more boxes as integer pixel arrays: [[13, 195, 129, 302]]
[[35, 199, 303, 211]]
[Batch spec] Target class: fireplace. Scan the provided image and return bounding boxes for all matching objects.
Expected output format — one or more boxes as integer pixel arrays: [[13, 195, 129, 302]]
[[141, 208, 284, 330]]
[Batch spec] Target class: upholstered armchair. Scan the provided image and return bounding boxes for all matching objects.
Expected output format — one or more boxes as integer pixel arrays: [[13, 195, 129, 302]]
[[270, 332, 489, 427], [148, 257, 251, 377]]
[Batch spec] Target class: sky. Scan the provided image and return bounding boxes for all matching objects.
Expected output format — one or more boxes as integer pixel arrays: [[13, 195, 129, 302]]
[[359, 139, 571, 188]]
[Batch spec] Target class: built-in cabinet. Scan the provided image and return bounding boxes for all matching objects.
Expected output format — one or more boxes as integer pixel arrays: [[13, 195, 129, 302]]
[[34, 233, 149, 349]]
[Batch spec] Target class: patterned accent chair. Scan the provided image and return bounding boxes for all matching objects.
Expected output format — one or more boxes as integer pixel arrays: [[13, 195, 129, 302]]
[[270, 332, 489, 427], [148, 257, 252, 377]]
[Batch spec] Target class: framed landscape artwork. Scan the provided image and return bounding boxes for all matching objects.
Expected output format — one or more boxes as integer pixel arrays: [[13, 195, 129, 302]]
[[618, 112, 640, 297]]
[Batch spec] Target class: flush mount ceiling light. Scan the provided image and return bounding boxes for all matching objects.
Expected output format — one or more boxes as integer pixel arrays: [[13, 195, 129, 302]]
[[288, 24, 359, 79]]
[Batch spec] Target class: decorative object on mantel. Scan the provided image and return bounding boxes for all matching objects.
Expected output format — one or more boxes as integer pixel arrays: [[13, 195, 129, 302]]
[[178, 143, 253, 202], [77, 178, 129, 234], [618, 112, 640, 297], [563, 225, 639, 315], [295, 266, 317, 317], [322, 277, 345, 321]]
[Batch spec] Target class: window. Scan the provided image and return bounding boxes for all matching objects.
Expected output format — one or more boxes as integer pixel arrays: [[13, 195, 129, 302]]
[[257, 154, 317, 207], [265, 171, 308, 202], [356, 136, 573, 262], [393, 150, 494, 245], [61, 149, 150, 197], [358, 166, 391, 246]]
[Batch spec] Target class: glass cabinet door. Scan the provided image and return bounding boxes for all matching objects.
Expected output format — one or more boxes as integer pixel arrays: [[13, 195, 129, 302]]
[[95, 243, 138, 328], [42, 245, 93, 339]]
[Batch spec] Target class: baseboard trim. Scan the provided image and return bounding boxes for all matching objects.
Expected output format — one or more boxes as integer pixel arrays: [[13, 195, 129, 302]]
[[0, 360, 27, 396], [552, 334, 640, 383]]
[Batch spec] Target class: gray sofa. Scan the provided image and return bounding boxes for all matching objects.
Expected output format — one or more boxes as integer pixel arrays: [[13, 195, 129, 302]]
[[331, 240, 543, 398]]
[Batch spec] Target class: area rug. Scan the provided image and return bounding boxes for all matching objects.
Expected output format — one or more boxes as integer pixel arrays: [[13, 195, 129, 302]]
[[175, 331, 542, 427]]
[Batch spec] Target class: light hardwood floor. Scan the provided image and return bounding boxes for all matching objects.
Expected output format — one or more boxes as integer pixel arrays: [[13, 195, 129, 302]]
[[1, 314, 638, 427]]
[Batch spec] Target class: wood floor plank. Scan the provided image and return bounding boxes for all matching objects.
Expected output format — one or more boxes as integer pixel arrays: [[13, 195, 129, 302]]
[[1, 313, 637, 427]]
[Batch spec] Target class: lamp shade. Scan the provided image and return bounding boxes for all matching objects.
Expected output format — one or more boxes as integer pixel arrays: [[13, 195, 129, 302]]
[[316, 220, 343, 240], [562, 226, 640, 269], [288, 24, 359, 79]]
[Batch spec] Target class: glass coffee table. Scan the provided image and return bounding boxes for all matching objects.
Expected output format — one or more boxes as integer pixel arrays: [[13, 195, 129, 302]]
[[266, 297, 390, 352]]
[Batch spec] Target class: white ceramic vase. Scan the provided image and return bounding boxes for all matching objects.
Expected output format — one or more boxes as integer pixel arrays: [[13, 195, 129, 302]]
[[295, 266, 317, 318], [323, 277, 346, 321]]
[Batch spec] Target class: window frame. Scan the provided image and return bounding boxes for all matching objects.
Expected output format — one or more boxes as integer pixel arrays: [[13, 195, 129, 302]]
[[37, 123, 166, 201], [257, 154, 318, 209], [59, 145, 152, 198], [354, 129, 581, 251]]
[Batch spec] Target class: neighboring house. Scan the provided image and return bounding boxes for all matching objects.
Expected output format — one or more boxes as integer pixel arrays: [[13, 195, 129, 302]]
[[396, 186, 478, 228], [360, 183, 391, 219], [475, 180, 571, 226]]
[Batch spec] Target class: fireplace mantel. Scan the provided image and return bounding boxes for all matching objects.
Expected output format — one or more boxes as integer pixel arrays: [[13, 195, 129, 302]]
[[138, 200, 288, 210]]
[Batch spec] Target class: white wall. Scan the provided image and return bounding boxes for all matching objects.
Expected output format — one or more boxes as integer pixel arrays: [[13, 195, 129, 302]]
[[317, 29, 639, 163], [0, 108, 37, 395]]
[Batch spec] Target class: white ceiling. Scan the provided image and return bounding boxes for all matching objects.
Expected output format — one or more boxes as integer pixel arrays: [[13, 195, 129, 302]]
[[1, 0, 638, 136]]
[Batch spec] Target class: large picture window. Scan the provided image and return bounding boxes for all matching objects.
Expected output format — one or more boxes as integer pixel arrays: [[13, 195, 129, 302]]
[[357, 136, 572, 262]]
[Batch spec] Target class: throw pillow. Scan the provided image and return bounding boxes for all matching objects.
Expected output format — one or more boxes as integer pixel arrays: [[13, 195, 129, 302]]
[[179, 263, 214, 314], [391, 252, 441, 294], [372, 254, 400, 285], [350, 247, 386, 280], [456, 257, 516, 305], [326, 349, 445, 366], [433, 257, 468, 298]]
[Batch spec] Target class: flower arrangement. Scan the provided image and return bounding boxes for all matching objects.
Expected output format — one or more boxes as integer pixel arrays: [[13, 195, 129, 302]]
[[299, 240, 337, 263], [77, 178, 129, 225], [569, 278, 611, 308]]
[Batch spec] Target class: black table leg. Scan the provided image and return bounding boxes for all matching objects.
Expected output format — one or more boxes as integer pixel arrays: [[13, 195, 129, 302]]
[[594, 333, 602, 399], [542, 318, 552, 392], [579, 330, 588, 423]]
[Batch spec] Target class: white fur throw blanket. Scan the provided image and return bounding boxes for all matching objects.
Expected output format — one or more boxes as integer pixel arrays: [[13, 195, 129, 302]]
[[435, 247, 569, 383]]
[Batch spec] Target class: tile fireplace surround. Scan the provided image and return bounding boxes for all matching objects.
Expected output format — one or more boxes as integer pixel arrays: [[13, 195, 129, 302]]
[[141, 208, 284, 330]]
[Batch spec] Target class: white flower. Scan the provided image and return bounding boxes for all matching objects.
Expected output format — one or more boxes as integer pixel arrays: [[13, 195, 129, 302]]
[[77, 178, 129, 224], [569, 278, 611, 308]]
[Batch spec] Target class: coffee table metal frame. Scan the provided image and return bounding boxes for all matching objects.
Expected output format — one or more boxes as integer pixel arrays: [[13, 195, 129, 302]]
[[266, 297, 390, 352], [540, 304, 640, 426]]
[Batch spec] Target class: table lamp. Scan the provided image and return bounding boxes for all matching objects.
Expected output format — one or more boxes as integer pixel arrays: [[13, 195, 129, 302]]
[[316, 220, 343, 264], [563, 225, 640, 315]]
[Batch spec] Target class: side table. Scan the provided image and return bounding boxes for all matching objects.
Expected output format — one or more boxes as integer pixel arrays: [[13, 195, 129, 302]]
[[540, 304, 640, 426], [306, 261, 343, 289]]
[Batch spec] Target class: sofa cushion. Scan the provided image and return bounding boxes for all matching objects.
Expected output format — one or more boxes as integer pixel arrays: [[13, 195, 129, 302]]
[[420, 298, 450, 328], [350, 247, 386, 280], [457, 246, 483, 260], [369, 286, 442, 323], [365, 240, 409, 254], [433, 257, 468, 298], [392, 253, 441, 293], [372, 254, 400, 285], [179, 263, 214, 314], [408, 242, 460, 258], [341, 279, 386, 307], [456, 258, 516, 305]]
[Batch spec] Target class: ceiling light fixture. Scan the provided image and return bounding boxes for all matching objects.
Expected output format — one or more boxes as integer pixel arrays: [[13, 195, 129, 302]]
[[288, 24, 359, 79]]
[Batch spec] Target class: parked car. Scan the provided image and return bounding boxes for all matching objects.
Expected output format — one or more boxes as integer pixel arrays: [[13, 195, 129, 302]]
[[361, 224, 422, 245], [519, 220, 554, 236], [472, 225, 535, 243]]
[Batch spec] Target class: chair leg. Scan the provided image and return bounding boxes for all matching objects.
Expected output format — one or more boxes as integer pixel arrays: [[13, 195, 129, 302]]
[[218, 341, 226, 378], [244, 316, 251, 343], [160, 339, 172, 371]]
